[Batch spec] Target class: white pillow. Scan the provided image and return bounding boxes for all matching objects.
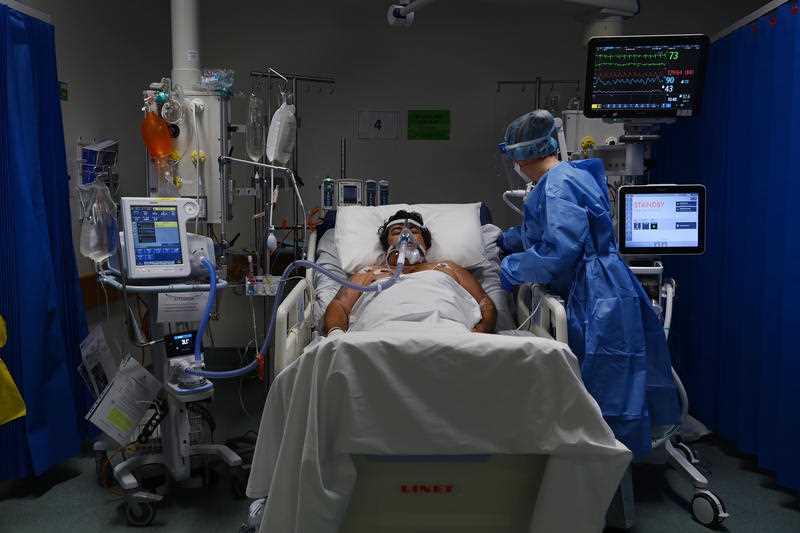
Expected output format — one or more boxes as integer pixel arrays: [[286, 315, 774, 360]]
[[334, 203, 485, 273]]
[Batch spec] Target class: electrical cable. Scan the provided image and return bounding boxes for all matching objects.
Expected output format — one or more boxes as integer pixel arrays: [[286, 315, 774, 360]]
[[237, 341, 257, 419], [193, 104, 202, 233], [516, 298, 543, 331]]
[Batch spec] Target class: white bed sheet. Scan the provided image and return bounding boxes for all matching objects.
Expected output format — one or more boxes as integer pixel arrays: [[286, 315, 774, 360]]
[[247, 323, 631, 533]]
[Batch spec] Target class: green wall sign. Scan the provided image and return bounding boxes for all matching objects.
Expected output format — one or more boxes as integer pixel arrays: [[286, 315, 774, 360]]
[[407, 109, 450, 140], [59, 81, 69, 101]]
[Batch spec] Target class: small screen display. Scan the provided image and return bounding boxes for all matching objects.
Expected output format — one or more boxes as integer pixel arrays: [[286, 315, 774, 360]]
[[164, 331, 198, 358], [130, 205, 183, 266], [625, 193, 700, 249], [585, 35, 708, 118], [342, 185, 359, 204]]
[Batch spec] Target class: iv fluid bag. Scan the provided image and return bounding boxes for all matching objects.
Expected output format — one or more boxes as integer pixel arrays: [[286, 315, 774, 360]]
[[79, 181, 119, 263], [266, 101, 296, 165], [246, 94, 266, 162]]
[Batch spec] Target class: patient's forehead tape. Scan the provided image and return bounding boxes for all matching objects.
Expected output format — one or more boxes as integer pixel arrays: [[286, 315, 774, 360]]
[[386, 219, 424, 230]]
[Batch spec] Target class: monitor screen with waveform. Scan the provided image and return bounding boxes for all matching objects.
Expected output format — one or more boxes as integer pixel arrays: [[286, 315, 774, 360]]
[[584, 34, 709, 119]]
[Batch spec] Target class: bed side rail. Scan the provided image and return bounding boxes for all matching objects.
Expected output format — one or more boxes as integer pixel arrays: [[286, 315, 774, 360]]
[[274, 231, 318, 374], [274, 278, 314, 374], [516, 284, 568, 344]]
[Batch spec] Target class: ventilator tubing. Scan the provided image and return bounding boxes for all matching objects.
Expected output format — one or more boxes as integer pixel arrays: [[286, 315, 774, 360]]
[[186, 237, 412, 379]]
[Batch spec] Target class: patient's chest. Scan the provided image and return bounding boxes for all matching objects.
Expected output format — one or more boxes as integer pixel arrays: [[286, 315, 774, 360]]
[[365, 262, 459, 282], [349, 270, 480, 332]]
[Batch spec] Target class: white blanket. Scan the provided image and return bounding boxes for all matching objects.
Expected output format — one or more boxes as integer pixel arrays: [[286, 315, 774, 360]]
[[350, 269, 481, 332], [247, 324, 631, 533]]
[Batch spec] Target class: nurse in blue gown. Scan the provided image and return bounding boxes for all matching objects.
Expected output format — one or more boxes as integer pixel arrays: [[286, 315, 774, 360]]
[[497, 110, 680, 458]]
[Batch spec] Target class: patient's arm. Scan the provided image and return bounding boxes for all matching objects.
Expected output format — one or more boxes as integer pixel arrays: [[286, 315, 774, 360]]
[[323, 271, 375, 335], [437, 262, 497, 333]]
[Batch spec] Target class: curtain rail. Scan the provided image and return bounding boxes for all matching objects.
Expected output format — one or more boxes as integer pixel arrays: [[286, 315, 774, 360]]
[[712, 0, 789, 42], [0, 0, 51, 24]]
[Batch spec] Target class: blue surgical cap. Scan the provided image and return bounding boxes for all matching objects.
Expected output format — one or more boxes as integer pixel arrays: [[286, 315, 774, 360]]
[[499, 109, 559, 161]]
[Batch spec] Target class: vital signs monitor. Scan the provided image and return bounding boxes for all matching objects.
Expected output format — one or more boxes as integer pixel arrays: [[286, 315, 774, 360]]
[[617, 185, 706, 255], [120, 197, 199, 279], [585, 34, 709, 119]]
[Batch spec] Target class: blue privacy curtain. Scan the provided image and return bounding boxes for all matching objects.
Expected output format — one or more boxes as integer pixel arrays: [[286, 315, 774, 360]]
[[657, 2, 800, 491], [0, 5, 90, 480]]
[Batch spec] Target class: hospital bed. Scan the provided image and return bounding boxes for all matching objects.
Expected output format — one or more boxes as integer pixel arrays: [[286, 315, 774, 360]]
[[263, 208, 616, 533]]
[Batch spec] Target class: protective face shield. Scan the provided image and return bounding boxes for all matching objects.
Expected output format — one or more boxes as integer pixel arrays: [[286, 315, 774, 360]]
[[513, 162, 528, 181], [497, 110, 559, 162], [498, 133, 556, 160], [497, 110, 559, 190], [386, 219, 426, 265]]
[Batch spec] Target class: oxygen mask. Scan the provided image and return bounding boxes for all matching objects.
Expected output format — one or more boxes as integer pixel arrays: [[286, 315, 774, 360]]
[[391, 221, 425, 265]]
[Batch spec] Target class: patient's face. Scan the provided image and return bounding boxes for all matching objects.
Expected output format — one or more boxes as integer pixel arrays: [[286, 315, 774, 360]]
[[387, 224, 426, 250]]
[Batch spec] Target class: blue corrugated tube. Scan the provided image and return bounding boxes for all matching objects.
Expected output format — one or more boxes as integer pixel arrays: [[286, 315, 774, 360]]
[[186, 238, 410, 379]]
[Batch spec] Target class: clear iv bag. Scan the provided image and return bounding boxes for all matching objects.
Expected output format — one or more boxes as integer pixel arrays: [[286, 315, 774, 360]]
[[266, 92, 296, 165], [246, 93, 266, 162], [79, 181, 119, 264]]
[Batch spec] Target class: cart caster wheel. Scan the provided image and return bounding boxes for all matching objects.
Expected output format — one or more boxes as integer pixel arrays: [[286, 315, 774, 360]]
[[691, 490, 728, 527], [126, 501, 157, 527], [676, 441, 700, 464], [231, 469, 248, 500]]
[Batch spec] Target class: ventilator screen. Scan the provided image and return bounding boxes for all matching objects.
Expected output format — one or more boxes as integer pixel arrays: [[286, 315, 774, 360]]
[[130, 205, 184, 265], [585, 34, 708, 118], [617, 185, 706, 255]]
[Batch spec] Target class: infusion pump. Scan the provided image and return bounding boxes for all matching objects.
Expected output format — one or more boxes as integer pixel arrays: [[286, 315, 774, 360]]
[[320, 178, 390, 210]]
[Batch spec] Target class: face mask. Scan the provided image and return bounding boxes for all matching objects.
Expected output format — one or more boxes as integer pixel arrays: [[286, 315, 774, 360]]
[[514, 162, 528, 181], [397, 228, 427, 265], [403, 242, 426, 265], [387, 223, 426, 265]]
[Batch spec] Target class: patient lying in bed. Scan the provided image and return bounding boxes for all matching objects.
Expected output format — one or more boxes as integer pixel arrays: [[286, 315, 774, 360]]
[[324, 210, 497, 335]]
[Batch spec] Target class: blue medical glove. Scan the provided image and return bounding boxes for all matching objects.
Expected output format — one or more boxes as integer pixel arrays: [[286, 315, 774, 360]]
[[500, 269, 515, 292], [498, 226, 524, 255]]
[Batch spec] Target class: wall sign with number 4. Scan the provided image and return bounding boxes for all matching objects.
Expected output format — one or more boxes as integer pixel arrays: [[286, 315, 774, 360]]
[[357, 110, 400, 140]]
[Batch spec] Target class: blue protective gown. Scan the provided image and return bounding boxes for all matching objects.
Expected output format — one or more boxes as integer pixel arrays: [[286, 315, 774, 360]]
[[499, 159, 680, 458]]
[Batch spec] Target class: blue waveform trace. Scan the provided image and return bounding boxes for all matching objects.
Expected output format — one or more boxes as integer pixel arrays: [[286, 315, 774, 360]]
[[594, 77, 662, 86], [593, 90, 664, 95]]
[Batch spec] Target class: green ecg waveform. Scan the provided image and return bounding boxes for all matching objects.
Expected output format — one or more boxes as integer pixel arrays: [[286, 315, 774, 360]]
[[595, 62, 668, 68], [596, 51, 671, 61]]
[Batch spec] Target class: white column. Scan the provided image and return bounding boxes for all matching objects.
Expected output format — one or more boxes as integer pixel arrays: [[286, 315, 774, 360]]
[[170, 0, 201, 88]]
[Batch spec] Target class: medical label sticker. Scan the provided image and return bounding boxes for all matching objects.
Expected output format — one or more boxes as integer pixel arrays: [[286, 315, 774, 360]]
[[107, 407, 134, 433], [157, 292, 210, 323]]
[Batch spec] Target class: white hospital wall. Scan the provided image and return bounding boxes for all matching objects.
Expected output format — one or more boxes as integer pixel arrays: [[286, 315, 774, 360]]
[[200, 0, 764, 239], [202, 0, 585, 238]]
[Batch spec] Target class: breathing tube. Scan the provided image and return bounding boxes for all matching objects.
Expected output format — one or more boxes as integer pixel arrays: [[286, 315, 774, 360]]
[[186, 229, 416, 379]]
